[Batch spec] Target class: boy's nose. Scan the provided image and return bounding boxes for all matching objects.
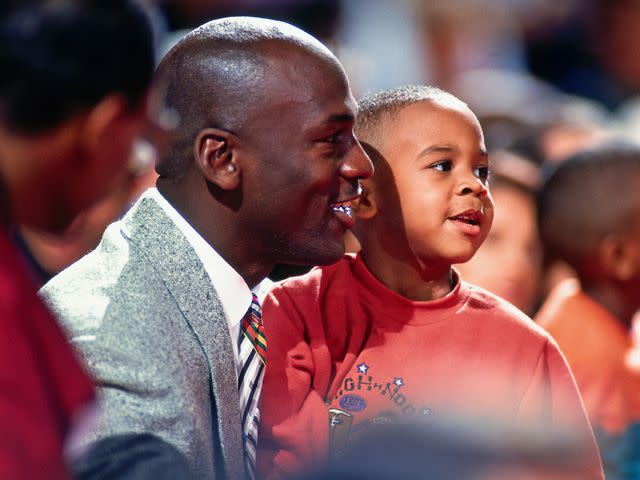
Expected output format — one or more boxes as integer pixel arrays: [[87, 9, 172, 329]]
[[458, 176, 489, 197], [340, 140, 374, 180]]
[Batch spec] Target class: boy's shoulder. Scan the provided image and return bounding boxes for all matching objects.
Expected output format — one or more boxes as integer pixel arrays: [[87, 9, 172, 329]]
[[462, 279, 551, 342]]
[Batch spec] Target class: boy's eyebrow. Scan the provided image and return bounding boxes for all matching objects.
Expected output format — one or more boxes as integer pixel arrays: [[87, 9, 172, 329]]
[[417, 145, 489, 158], [417, 145, 458, 158]]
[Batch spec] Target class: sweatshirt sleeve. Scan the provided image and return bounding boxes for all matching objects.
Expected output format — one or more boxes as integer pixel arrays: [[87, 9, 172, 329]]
[[516, 339, 604, 479], [257, 285, 330, 480]]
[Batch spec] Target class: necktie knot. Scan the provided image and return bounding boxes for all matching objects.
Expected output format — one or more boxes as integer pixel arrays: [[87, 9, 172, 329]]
[[241, 293, 266, 364]]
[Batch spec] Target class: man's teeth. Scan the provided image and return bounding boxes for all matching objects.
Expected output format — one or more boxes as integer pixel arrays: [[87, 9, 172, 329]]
[[332, 205, 353, 215]]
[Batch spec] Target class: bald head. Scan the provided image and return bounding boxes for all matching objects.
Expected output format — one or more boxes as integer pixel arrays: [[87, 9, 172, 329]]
[[155, 17, 343, 178]]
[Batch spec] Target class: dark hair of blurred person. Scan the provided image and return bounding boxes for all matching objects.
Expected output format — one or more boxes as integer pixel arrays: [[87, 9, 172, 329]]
[[0, 0, 157, 231], [0, 1, 159, 479]]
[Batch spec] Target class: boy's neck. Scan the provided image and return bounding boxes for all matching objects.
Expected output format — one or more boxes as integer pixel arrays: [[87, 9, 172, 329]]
[[360, 248, 454, 302], [582, 282, 636, 329]]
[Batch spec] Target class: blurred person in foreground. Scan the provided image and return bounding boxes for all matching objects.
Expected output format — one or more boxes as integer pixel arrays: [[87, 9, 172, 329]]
[[535, 142, 640, 479], [293, 416, 593, 480], [0, 0, 159, 478], [41, 16, 373, 480], [258, 85, 603, 480], [456, 150, 543, 316]]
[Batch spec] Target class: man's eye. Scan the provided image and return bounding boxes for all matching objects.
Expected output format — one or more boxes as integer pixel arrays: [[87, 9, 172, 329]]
[[474, 165, 490, 180], [321, 132, 341, 144], [430, 160, 453, 172]]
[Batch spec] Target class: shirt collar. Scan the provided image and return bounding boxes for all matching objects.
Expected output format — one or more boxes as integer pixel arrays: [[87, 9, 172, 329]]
[[144, 188, 252, 326]]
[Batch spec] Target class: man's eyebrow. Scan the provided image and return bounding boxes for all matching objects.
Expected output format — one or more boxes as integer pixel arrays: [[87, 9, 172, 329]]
[[323, 113, 355, 124]]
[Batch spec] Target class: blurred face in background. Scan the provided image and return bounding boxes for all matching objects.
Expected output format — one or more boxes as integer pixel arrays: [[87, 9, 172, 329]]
[[19, 166, 158, 276], [456, 180, 542, 315]]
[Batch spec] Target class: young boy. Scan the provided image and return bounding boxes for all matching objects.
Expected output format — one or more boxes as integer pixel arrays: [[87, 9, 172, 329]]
[[257, 86, 603, 479], [535, 142, 640, 479]]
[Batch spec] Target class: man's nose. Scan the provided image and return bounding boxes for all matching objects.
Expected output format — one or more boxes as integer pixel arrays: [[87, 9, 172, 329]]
[[340, 140, 374, 180]]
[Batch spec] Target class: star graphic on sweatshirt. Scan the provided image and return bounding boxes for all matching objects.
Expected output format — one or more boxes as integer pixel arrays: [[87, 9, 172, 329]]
[[420, 407, 432, 416], [357, 363, 369, 375], [393, 377, 404, 387]]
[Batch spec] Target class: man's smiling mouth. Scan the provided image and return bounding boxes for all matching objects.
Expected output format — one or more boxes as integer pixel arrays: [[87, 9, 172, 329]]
[[330, 200, 356, 228], [331, 202, 353, 215]]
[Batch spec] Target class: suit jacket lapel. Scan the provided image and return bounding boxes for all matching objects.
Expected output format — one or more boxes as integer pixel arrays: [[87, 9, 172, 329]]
[[121, 196, 245, 480]]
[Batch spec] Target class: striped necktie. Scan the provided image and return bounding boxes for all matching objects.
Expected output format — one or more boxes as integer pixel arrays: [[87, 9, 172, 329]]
[[237, 293, 266, 478]]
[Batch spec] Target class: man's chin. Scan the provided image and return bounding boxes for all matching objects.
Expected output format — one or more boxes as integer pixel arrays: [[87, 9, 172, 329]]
[[289, 242, 346, 267]]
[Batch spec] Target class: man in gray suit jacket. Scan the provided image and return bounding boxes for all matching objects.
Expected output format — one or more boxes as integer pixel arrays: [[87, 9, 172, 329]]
[[41, 16, 373, 480]]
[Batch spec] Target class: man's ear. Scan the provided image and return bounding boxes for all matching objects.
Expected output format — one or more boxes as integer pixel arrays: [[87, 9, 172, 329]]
[[194, 128, 240, 190], [352, 180, 377, 220], [600, 234, 640, 282]]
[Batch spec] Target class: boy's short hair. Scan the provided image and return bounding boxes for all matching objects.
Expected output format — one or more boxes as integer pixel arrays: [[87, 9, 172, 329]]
[[355, 85, 469, 153], [537, 141, 640, 270], [0, 0, 154, 133]]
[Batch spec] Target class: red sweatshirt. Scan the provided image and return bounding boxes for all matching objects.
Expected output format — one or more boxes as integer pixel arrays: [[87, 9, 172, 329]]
[[258, 254, 603, 479], [0, 227, 95, 480], [536, 279, 640, 478]]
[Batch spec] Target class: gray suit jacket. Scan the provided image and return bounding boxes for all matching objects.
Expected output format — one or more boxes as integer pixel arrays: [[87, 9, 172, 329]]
[[40, 195, 245, 480]]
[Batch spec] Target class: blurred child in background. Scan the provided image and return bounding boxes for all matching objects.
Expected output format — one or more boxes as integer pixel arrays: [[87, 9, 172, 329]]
[[536, 142, 640, 479]]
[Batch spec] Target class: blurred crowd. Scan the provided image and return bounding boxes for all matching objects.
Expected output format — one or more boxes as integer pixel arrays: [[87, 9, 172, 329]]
[[4, 0, 640, 479]]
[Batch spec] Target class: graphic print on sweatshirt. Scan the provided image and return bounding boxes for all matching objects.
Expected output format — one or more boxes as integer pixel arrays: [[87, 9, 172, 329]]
[[328, 362, 434, 458]]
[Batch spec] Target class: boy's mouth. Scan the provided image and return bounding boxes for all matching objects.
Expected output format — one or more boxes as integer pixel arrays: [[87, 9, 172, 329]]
[[448, 209, 483, 236], [448, 209, 481, 225]]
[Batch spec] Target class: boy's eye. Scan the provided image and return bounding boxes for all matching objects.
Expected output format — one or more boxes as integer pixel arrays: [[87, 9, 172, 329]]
[[474, 165, 490, 180], [430, 160, 453, 172]]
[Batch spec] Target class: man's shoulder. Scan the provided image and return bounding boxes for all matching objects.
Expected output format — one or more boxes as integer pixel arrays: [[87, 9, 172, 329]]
[[41, 219, 137, 291], [40, 193, 183, 300], [38, 197, 184, 330]]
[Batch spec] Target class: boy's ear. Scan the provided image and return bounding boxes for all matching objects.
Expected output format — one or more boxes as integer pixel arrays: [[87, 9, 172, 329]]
[[352, 180, 377, 220], [194, 127, 240, 190], [600, 234, 640, 282]]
